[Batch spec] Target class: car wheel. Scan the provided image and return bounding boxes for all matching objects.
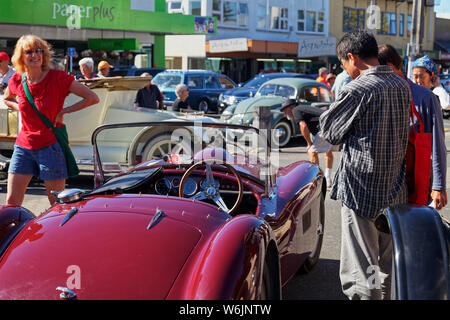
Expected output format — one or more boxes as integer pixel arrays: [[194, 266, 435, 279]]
[[299, 193, 325, 274], [272, 121, 292, 148], [198, 99, 210, 113], [141, 133, 191, 161]]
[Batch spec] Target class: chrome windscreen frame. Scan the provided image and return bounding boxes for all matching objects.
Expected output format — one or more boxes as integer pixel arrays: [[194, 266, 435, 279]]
[[90, 121, 274, 197]]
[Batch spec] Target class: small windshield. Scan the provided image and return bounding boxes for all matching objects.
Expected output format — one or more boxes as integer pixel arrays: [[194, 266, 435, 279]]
[[92, 122, 280, 186], [152, 75, 183, 89], [257, 83, 296, 99]]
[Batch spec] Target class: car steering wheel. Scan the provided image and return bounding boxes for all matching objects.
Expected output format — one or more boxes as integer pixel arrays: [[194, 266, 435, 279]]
[[179, 160, 243, 215]]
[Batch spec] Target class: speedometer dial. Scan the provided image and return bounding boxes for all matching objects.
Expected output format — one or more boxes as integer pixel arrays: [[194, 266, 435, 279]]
[[183, 178, 198, 197], [155, 178, 171, 195]]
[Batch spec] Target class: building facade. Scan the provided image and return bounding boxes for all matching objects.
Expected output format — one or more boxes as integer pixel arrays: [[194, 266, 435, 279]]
[[166, 0, 333, 83], [0, 0, 211, 73], [166, 0, 438, 82], [329, 0, 436, 65]]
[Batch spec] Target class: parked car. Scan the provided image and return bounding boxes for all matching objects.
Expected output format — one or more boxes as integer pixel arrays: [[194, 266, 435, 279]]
[[439, 74, 450, 93], [221, 77, 334, 147], [218, 73, 317, 113], [0, 121, 327, 299], [152, 70, 237, 113], [109, 66, 166, 77], [0, 77, 217, 171]]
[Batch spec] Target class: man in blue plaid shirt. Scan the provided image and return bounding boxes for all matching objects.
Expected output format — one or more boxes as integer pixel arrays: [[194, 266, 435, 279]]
[[319, 30, 411, 300]]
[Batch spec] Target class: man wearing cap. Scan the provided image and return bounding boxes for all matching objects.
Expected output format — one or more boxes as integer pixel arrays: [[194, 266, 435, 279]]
[[412, 55, 450, 112], [0, 52, 15, 94], [97, 60, 113, 78], [134, 73, 164, 109], [378, 46, 447, 211], [281, 98, 336, 186]]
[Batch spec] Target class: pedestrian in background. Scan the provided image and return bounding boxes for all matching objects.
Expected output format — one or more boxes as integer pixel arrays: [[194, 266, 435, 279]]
[[76, 57, 97, 80], [97, 60, 113, 78], [378, 45, 447, 210], [331, 69, 351, 98], [0, 52, 15, 94], [315, 67, 329, 87], [411, 55, 450, 112], [134, 73, 164, 109], [319, 30, 411, 300], [3, 35, 99, 206], [172, 84, 190, 112], [281, 98, 337, 186]]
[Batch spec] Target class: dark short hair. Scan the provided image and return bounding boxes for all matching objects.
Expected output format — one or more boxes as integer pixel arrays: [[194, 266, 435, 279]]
[[378, 44, 402, 70], [336, 29, 379, 61]]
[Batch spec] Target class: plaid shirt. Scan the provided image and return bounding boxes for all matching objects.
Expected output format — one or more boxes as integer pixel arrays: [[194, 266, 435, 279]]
[[319, 66, 411, 218]]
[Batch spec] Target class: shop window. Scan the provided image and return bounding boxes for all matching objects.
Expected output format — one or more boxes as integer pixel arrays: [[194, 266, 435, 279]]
[[188, 57, 205, 70], [168, 1, 182, 13], [257, 4, 267, 29], [213, 0, 222, 22], [270, 6, 288, 31], [298, 9, 325, 33], [214, 0, 248, 27], [378, 12, 397, 35], [238, 3, 248, 26], [343, 7, 365, 32], [189, 1, 201, 15], [407, 15, 412, 37], [306, 11, 316, 32], [297, 10, 305, 31], [399, 14, 404, 36]]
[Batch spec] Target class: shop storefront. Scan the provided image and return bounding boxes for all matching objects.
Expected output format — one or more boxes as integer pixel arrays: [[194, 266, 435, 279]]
[[205, 37, 336, 83], [0, 0, 215, 73]]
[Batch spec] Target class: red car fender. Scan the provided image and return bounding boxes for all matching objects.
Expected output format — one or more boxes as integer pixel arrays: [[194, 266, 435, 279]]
[[169, 214, 280, 300]]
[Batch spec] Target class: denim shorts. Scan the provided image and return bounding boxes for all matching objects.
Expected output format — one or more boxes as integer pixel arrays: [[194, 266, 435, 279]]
[[8, 142, 68, 180]]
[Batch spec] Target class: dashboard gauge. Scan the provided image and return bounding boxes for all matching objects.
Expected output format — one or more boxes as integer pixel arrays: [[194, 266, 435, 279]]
[[155, 178, 171, 195], [183, 178, 198, 197], [171, 177, 181, 189]]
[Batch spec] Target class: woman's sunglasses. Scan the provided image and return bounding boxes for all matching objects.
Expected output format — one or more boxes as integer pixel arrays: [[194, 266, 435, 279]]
[[24, 49, 44, 55]]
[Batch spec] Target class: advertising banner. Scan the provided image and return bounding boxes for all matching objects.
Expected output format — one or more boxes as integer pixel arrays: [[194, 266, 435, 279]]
[[0, 0, 215, 35]]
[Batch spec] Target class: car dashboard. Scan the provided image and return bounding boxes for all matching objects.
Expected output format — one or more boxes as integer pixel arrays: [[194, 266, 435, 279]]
[[89, 166, 260, 215]]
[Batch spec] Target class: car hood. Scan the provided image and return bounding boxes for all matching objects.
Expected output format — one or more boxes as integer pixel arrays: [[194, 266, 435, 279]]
[[232, 96, 284, 117], [224, 86, 258, 97], [0, 195, 227, 300]]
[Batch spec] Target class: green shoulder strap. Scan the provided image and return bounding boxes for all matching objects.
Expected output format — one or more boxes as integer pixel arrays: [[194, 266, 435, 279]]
[[21, 73, 53, 129]]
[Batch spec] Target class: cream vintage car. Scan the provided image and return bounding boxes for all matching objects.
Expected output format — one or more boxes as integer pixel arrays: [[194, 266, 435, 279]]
[[0, 76, 217, 172]]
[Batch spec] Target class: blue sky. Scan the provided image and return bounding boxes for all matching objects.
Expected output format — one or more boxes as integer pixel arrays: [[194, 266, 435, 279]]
[[435, 0, 450, 14]]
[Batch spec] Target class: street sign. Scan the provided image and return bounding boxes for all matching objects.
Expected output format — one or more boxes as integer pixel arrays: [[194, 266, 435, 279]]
[[67, 47, 76, 57]]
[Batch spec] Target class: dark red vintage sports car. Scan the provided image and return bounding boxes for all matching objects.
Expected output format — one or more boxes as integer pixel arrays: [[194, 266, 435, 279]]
[[0, 122, 327, 300]]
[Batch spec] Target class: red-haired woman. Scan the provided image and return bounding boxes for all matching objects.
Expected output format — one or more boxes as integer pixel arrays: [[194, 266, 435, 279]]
[[2, 35, 99, 206]]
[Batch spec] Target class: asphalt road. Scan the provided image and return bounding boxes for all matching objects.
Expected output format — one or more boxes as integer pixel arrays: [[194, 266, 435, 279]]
[[1, 121, 450, 300]]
